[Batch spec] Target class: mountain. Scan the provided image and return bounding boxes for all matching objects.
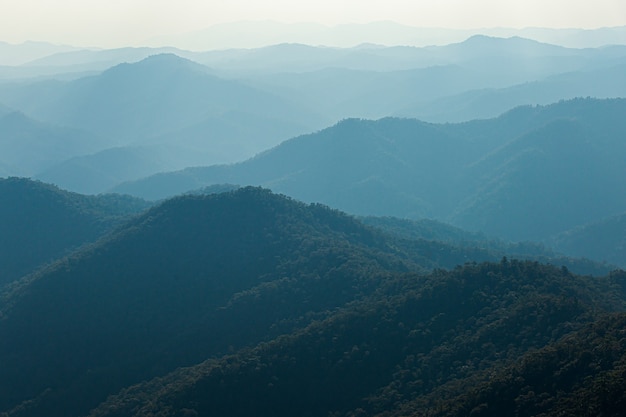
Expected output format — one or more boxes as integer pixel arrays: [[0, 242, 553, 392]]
[[247, 65, 494, 121], [234, 37, 626, 122], [0, 177, 149, 286], [0, 41, 82, 66], [452, 100, 626, 240], [0, 186, 623, 417], [361, 215, 613, 276], [0, 54, 326, 141], [361, 216, 488, 244], [34, 146, 172, 195], [146, 21, 626, 50], [112, 98, 626, 246], [86, 262, 626, 417], [20, 46, 189, 69], [420, 311, 626, 417], [113, 117, 472, 216], [0, 47, 193, 81], [551, 212, 626, 269], [0, 54, 328, 190], [398, 62, 626, 122], [0, 187, 416, 417], [0, 111, 108, 176]]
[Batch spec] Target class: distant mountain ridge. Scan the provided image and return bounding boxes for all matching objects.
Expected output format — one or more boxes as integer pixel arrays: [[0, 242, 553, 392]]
[[0, 53, 329, 191], [2, 37, 625, 194], [551, 212, 626, 268], [3, 53, 324, 141], [0, 111, 108, 176], [145, 21, 626, 50], [113, 98, 626, 248]]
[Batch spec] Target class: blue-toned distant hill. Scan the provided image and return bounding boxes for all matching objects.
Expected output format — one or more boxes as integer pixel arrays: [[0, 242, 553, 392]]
[[239, 38, 626, 122], [450, 99, 626, 240], [0, 53, 326, 141], [0, 54, 328, 191], [35, 146, 172, 195], [551, 212, 626, 269], [113, 98, 626, 246], [397, 62, 626, 122], [0, 111, 108, 176], [0, 41, 82, 67], [2, 38, 625, 194]]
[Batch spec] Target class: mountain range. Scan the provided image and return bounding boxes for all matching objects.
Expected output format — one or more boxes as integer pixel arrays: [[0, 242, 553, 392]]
[[1, 27, 625, 417], [0, 111, 108, 176], [1, 36, 625, 194], [0, 185, 624, 417], [0, 54, 328, 191], [112, 98, 626, 254], [138, 21, 626, 50]]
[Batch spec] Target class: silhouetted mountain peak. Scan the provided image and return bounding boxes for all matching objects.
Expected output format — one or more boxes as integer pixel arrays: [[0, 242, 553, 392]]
[[451, 34, 567, 56], [102, 53, 211, 79]]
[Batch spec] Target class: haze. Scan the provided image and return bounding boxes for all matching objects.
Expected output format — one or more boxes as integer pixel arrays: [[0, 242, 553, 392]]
[[2, 0, 626, 48]]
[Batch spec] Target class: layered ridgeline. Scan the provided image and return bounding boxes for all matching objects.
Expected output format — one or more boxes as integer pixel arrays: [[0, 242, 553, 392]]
[[551, 212, 626, 269], [2, 37, 626, 193], [0, 111, 108, 177], [114, 98, 626, 249], [0, 187, 624, 417], [0, 177, 149, 286], [0, 54, 327, 193]]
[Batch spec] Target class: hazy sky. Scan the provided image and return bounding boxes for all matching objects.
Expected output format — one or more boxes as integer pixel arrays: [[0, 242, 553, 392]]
[[1, 0, 626, 47]]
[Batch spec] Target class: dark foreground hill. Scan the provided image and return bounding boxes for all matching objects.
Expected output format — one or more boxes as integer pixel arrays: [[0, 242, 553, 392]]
[[0, 187, 624, 417], [88, 263, 626, 417], [0, 177, 149, 286], [0, 187, 419, 417], [421, 311, 626, 417]]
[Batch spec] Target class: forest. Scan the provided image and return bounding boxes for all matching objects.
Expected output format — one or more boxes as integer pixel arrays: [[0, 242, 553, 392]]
[[0, 184, 624, 417]]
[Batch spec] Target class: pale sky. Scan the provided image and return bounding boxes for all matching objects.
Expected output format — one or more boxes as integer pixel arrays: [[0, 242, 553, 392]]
[[1, 0, 626, 47]]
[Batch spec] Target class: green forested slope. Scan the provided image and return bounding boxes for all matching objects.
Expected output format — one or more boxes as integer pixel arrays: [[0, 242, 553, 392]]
[[0, 177, 149, 286], [87, 262, 626, 417], [0, 187, 417, 417], [1, 187, 623, 417]]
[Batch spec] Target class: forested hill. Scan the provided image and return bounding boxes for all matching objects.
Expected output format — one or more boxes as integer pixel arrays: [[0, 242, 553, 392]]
[[88, 263, 626, 417], [0, 177, 149, 286], [0, 186, 623, 417], [0, 187, 425, 417]]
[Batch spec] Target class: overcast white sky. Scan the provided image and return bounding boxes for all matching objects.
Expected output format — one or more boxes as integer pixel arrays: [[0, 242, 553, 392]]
[[1, 0, 625, 47]]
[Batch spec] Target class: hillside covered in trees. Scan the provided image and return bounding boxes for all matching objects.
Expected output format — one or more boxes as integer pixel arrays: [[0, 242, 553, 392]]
[[1, 23, 625, 417], [0, 187, 624, 417], [0, 177, 149, 286]]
